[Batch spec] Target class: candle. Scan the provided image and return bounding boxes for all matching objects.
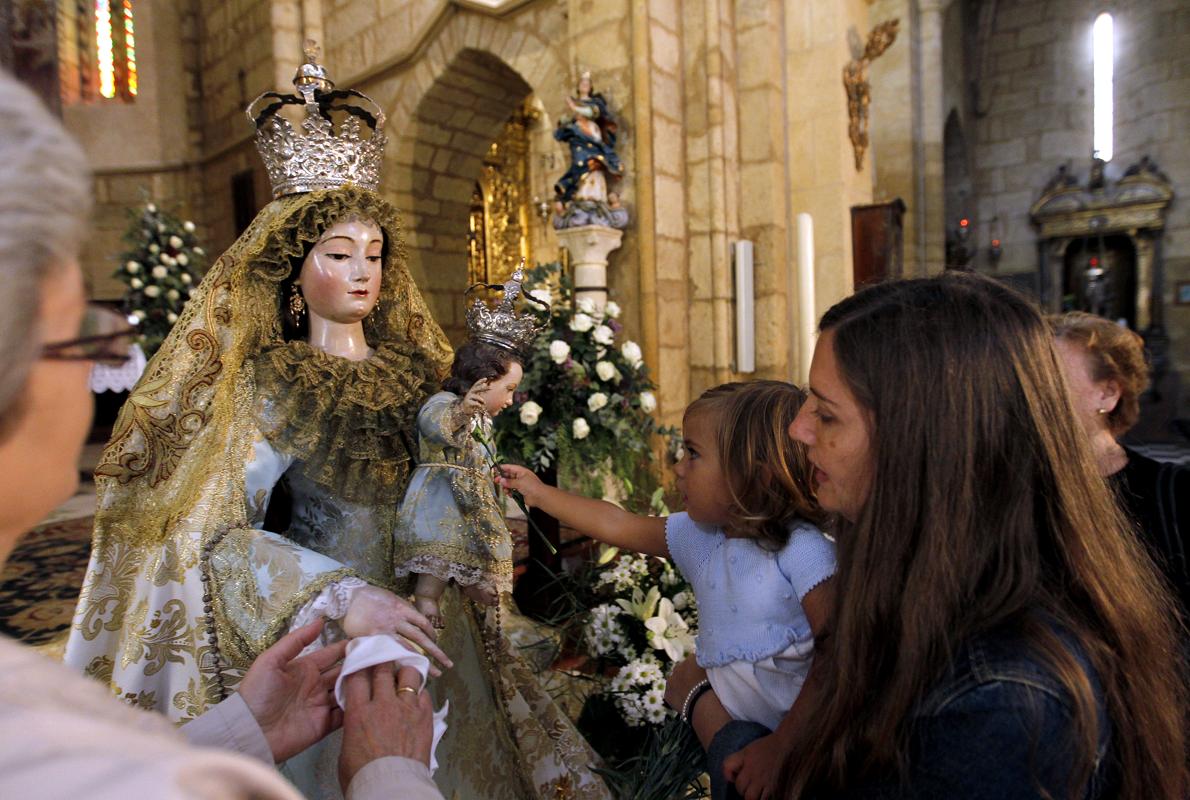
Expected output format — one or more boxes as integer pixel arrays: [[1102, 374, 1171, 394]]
[[797, 213, 816, 383]]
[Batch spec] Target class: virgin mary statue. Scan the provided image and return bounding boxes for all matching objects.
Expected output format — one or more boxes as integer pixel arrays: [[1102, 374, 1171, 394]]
[[64, 49, 610, 800]]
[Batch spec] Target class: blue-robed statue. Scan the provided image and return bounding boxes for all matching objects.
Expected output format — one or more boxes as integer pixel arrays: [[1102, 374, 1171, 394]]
[[553, 71, 623, 203]]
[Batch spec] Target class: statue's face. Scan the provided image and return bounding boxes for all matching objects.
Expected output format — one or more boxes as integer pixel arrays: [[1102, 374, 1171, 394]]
[[578, 76, 592, 95], [298, 218, 383, 325]]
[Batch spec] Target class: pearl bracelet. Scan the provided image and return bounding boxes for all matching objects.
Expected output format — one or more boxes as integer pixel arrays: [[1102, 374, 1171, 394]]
[[679, 678, 713, 724]]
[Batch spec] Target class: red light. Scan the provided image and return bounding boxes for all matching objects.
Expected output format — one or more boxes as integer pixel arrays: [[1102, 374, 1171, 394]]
[[991, 239, 1000, 247], [959, 218, 969, 227], [1090, 257, 1099, 267]]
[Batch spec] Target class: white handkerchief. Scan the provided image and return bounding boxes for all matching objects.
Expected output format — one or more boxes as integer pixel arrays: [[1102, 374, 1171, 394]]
[[333, 634, 449, 776]]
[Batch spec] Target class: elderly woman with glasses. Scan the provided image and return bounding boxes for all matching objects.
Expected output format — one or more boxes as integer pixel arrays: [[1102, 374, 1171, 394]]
[[0, 70, 442, 800]]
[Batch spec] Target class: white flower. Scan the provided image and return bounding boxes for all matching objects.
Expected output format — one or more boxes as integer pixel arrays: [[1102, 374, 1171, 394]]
[[529, 288, 552, 308], [176, 253, 189, 266], [639, 391, 657, 413], [615, 586, 661, 621], [145, 203, 157, 213], [671, 591, 690, 611], [569, 313, 594, 333], [592, 325, 614, 345], [180, 272, 192, 285], [605, 301, 622, 319], [151, 265, 168, 280], [576, 297, 596, 315], [148, 243, 160, 254], [183, 220, 196, 233], [595, 361, 617, 382], [161, 254, 176, 266], [622, 340, 643, 368], [131, 309, 146, 322], [167, 312, 178, 324], [587, 392, 608, 412], [144, 285, 161, 298], [194, 246, 204, 256], [166, 289, 180, 301], [169, 235, 183, 249], [645, 598, 696, 661], [125, 260, 140, 274], [572, 417, 591, 440], [156, 223, 166, 234], [519, 400, 543, 427], [548, 339, 570, 364], [129, 278, 143, 290]]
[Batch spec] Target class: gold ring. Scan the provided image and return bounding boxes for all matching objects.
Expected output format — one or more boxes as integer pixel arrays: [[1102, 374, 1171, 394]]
[[397, 686, 418, 695]]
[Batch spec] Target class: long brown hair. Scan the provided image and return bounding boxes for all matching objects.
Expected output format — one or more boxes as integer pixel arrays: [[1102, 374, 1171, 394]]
[[685, 381, 822, 549], [779, 273, 1186, 799]]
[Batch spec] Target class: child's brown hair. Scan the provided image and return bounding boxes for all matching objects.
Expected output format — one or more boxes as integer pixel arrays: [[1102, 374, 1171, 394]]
[[685, 380, 823, 549]]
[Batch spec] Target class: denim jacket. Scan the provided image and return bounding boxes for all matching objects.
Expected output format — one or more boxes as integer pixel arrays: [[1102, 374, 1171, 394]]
[[814, 625, 1115, 800]]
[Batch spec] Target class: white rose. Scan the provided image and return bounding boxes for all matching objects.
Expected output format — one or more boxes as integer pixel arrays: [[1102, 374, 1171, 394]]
[[605, 301, 622, 319], [180, 273, 192, 284], [166, 289, 180, 301], [148, 244, 160, 254], [588, 392, 609, 412], [129, 278, 143, 290], [572, 417, 591, 440], [622, 340, 643, 368], [519, 400, 543, 427], [145, 203, 157, 213], [639, 391, 657, 413], [529, 288, 552, 308], [156, 223, 166, 234], [151, 265, 168, 279], [576, 297, 596, 315], [167, 312, 178, 324], [169, 235, 183, 248], [131, 309, 146, 322], [176, 253, 189, 266], [144, 285, 161, 298], [194, 246, 204, 256], [548, 339, 571, 364], [672, 591, 690, 611], [593, 325, 614, 346], [161, 254, 176, 266], [183, 220, 196, 233], [569, 313, 594, 333], [125, 260, 140, 274], [595, 361, 617, 382]]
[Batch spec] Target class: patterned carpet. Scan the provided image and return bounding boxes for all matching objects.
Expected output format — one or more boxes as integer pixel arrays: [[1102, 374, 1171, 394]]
[[0, 515, 93, 649]]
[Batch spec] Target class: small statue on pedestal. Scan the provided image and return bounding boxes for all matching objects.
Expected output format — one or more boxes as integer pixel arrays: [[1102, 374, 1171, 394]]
[[552, 71, 628, 231]]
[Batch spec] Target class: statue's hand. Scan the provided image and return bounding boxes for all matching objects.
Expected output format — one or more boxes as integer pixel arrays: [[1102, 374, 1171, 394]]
[[461, 378, 489, 417], [340, 586, 453, 676]]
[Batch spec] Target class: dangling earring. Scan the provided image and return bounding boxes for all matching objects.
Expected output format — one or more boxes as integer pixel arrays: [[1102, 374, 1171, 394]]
[[288, 284, 306, 321], [366, 296, 382, 322]]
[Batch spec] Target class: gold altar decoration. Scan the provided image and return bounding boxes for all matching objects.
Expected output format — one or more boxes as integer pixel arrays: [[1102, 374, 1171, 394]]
[[844, 18, 900, 171], [469, 103, 536, 287]]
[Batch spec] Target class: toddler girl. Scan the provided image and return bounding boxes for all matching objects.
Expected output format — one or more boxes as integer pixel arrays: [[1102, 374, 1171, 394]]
[[498, 380, 835, 799]]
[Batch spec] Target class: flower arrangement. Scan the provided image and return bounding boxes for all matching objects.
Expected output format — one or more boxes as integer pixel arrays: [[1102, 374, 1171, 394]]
[[114, 202, 207, 357], [493, 262, 677, 508]]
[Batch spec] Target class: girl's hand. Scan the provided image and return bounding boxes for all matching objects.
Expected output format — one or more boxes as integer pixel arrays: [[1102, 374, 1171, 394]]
[[462, 378, 490, 417], [495, 464, 545, 506], [340, 586, 453, 676], [723, 734, 789, 800]]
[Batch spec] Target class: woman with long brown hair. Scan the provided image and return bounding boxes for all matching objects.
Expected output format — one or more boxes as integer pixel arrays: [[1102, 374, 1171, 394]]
[[780, 272, 1186, 798]]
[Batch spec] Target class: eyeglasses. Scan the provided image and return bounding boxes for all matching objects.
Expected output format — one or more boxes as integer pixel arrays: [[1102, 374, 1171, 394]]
[[41, 304, 140, 367]]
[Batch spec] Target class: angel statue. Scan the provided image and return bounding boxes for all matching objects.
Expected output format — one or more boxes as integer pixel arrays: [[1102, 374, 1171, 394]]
[[553, 70, 624, 205], [65, 48, 610, 800]]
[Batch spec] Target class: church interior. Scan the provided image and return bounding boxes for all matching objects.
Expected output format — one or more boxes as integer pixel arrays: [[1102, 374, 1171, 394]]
[[1, 0, 1188, 795]]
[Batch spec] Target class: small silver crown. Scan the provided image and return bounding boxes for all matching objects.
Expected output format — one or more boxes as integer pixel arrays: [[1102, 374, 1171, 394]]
[[465, 266, 549, 357], [247, 42, 386, 199]]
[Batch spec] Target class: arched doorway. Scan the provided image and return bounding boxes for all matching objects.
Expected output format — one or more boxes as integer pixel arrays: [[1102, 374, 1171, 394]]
[[402, 49, 535, 344]]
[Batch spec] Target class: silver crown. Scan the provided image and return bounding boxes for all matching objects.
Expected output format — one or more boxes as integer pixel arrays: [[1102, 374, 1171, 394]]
[[465, 266, 549, 357], [247, 42, 386, 199]]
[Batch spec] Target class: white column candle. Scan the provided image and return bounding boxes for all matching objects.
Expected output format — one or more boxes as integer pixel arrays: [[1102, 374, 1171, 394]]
[[796, 213, 816, 383]]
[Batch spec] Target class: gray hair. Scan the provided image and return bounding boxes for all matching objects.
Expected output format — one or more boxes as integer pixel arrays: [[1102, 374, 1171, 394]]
[[0, 70, 92, 421]]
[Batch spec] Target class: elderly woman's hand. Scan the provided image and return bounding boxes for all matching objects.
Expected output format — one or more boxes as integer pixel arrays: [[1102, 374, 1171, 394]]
[[340, 586, 453, 675], [338, 664, 435, 795]]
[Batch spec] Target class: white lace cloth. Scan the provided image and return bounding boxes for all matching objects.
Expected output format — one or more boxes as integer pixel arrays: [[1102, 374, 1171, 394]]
[[332, 635, 449, 775], [89, 344, 147, 393]]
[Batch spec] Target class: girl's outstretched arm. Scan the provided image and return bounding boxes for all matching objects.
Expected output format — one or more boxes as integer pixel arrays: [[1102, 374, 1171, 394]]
[[496, 464, 669, 557]]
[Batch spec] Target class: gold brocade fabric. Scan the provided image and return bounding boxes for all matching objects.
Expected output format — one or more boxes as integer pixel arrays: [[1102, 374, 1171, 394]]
[[253, 340, 439, 505], [64, 186, 453, 719]]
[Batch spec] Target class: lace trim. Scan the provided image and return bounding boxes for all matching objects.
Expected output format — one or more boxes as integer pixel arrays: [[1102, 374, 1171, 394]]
[[396, 555, 513, 596]]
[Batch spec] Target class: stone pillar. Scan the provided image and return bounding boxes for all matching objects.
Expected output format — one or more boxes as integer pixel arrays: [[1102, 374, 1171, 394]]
[[555, 224, 625, 312], [917, 0, 950, 275]]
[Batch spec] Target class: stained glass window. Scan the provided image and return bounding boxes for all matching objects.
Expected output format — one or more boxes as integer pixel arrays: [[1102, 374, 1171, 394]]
[[95, 0, 136, 100]]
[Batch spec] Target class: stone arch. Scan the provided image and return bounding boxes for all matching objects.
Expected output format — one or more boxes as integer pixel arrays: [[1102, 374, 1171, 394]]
[[381, 12, 569, 343]]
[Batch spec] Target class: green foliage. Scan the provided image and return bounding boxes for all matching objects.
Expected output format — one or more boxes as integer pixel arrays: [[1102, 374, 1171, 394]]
[[493, 262, 679, 510], [114, 202, 207, 357], [593, 715, 708, 800]]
